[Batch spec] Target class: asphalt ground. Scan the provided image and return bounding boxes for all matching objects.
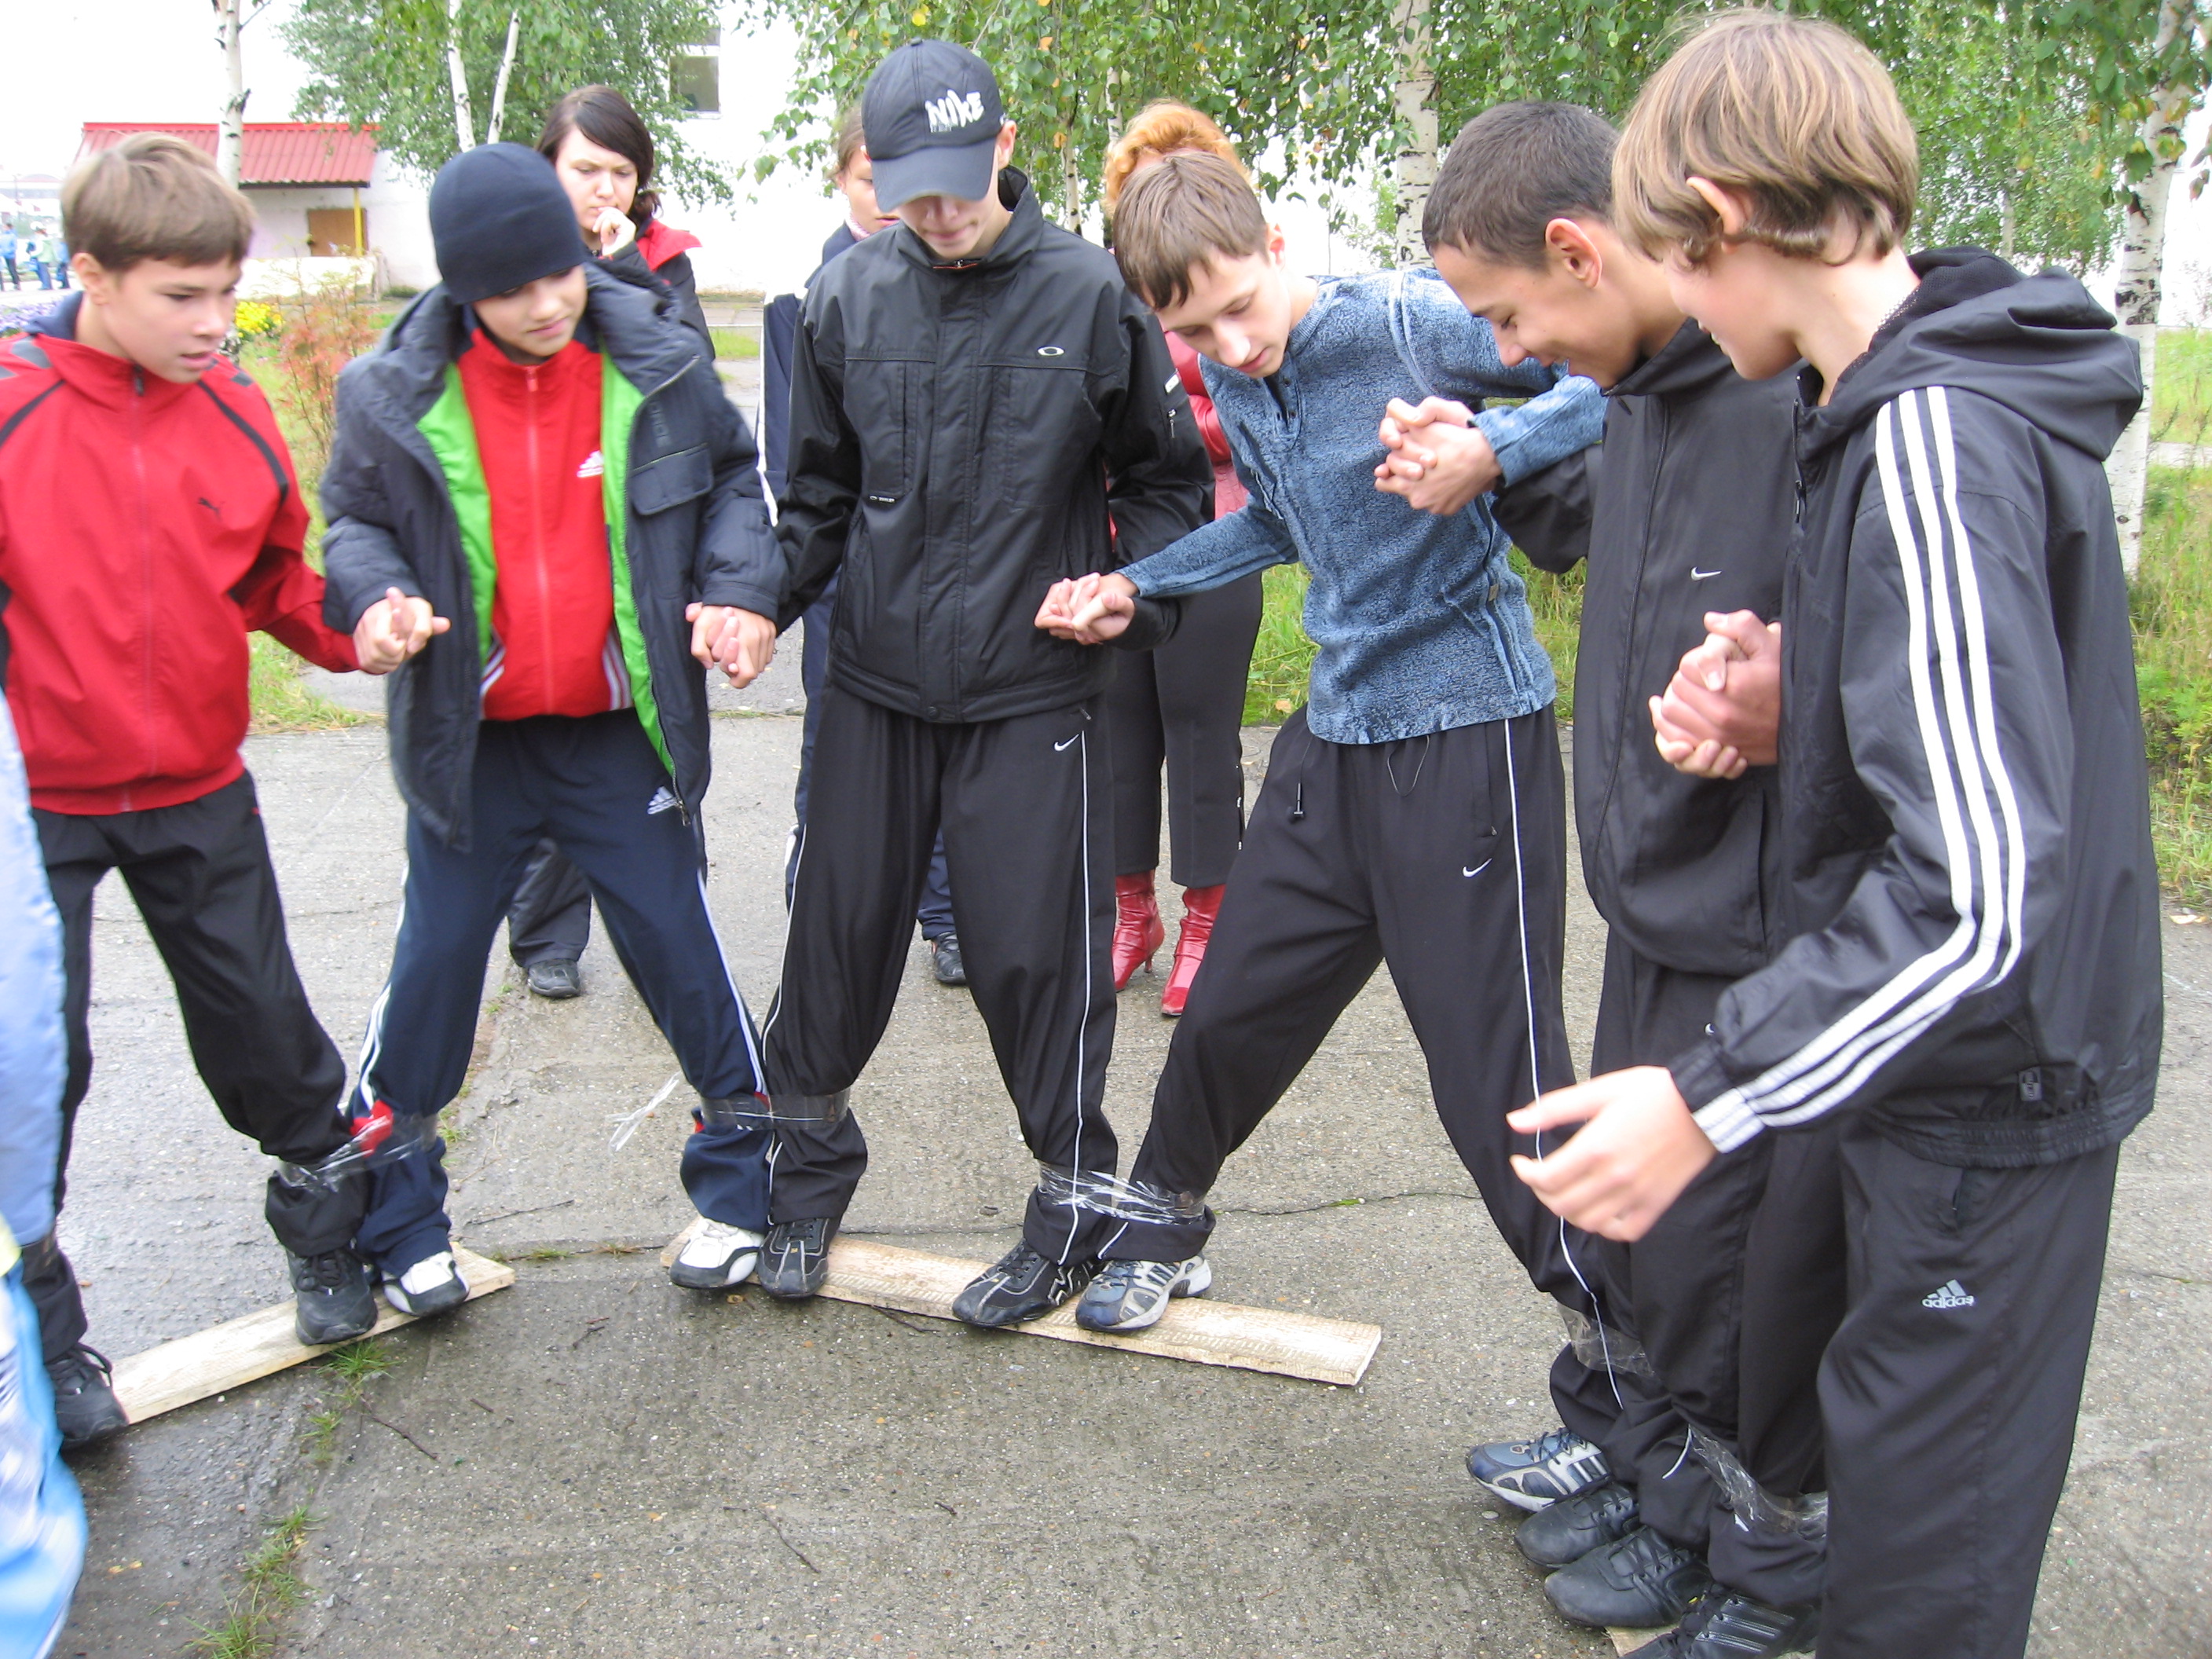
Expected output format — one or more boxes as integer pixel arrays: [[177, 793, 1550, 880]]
[[46, 687, 2212, 1657]]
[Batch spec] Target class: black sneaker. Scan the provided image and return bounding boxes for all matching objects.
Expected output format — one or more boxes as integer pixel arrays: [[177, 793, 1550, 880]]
[[1544, 1525, 1714, 1630], [47, 1345, 129, 1449], [929, 935, 968, 987], [1516, 1479, 1641, 1569], [1624, 1589, 1820, 1657], [1467, 1425, 1611, 1511], [288, 1246, 379, 1346], [526, 959, 583, 999], [757, 1217, 838, 1300], [951, 1243, 1097, 1328]]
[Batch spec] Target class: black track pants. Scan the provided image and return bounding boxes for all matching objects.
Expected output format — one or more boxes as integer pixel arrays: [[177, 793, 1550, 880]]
[[1104, 573, 1263, 888], [1556, 936, 1838, 1606], [764, 686, 1120, 1261], [1818, 1122, 2118, 1659], [355, 712, 771, 1275], [1102, 707, 1596, 1324], [507, 839, 592, 967], [27, 775, 359, 1363]]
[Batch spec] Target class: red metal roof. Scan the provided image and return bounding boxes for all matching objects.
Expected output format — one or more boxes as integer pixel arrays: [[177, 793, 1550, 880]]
[[75, 123, 378, 187]]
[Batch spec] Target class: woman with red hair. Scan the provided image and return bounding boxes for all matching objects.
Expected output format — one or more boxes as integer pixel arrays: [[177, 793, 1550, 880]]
[[1100, 103, 1265, 1016]]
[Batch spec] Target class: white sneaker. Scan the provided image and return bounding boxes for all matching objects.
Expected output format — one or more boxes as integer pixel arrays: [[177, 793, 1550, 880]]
[[1074, 1254, 1212, 1332], [669, 1220, 765, 1290], [383, 1249, 467, 1317]]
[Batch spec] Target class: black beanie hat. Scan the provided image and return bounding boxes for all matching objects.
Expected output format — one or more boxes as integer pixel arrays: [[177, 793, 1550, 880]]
[[429, 144, 584, 305]]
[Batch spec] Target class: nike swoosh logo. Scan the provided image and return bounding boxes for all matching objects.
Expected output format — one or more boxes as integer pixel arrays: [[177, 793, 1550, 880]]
[[1054, 735, 1081, 752], [1462, 859, 1492, 878], [1690, 567, 1722, 580]]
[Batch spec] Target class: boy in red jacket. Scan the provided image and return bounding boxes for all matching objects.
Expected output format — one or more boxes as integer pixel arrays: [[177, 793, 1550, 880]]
[[0, 134, 397, 1445]]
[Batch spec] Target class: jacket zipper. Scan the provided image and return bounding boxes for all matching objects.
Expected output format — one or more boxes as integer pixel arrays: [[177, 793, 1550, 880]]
[[133, 366, 152, 803], [631, 362, 693, 825], [526, 364, 550, 713]]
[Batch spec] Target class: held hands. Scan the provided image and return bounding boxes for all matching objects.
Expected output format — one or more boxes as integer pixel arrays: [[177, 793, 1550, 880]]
[[688, 603, 777, 688], [1650, 610, 1782, 779], [1373, 397, 1500, 516], [353, 587, 450, 674], [1035, 572, 1140, 644], [1507, 1067, 1718, 1243], [591, 206, 637, 257]]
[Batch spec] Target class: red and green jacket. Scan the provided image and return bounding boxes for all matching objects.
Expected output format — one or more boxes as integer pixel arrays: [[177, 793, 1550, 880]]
[[0, 298, 357, 815]]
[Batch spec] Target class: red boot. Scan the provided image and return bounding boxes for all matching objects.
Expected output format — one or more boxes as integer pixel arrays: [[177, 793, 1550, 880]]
[[1160, 884, 1225, 1016], [1112, 872, 1165, 990]]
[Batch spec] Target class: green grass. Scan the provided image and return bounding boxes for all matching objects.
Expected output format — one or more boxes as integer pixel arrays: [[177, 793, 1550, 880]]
[[2133, 463, 2212, 902], [710, 325, 760, 360], [2155, 327, 2212, 445], [189, 1507, 314, 1659]]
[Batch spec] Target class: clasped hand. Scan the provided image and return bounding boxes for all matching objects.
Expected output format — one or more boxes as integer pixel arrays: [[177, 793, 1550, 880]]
[[687, 604, 777, 688], [1034, 572, 1139, 644], [1372, 397, 1501, 515], [1651, 610, 1782, 779]]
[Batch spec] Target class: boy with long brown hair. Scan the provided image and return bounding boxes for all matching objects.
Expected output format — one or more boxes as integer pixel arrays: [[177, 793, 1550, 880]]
[[1513, 14, 2159, 1656]]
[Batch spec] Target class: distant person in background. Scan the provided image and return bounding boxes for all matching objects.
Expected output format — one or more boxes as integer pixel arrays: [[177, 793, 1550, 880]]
[[52, 238, 68, 291], [24, 235, 49, 290], [1097, 104, 1265, 1016], [767, 104, 964, 987], [1, 229, 18, 290], [0, 696, 86, 1657], [502, 84, 716, 1002]]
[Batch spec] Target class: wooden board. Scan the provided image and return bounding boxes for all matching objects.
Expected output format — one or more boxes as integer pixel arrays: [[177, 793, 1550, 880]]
[[112, 1247, 515, 1425], [662, 1225, 1381, 1386], [1613, 1628, 1668, 1655]]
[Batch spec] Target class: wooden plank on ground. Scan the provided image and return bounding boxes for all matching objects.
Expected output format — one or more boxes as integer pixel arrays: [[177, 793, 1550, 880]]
[[112, 1246, 515, 1425], [661, 1224, 1380, 1386], [1612, 1624, 1669, 1654]]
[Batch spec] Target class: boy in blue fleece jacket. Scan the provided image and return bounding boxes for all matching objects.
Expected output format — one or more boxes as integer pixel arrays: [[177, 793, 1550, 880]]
[[1038, 152, 1609, 1352]]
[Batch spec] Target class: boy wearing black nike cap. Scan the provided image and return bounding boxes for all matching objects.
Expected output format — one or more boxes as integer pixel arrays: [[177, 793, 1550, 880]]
[[759, 39, 1210, 1325]]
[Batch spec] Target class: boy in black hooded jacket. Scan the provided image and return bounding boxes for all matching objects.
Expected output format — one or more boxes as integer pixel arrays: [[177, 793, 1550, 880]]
[[1514, 16, 2159, 1659]]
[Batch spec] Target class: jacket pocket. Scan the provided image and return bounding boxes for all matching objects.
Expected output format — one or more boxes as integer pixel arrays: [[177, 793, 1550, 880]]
[[985, 361, 1098, 511], [845, 358, 917, 504], [630, 445, 712, 515]]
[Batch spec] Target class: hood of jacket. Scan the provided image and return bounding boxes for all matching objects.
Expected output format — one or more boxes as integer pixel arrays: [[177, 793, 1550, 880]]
[[1811, 249, 2141, 464]]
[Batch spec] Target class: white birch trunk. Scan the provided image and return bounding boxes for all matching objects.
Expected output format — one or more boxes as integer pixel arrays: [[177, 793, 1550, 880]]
[[1390, 0, 1437, 267], [485, 11, 520, 145], [2108, 0, 2201, 577], [1063, 145, 1085, 236], [446, 0, 477, 153], [215, 0, 248, 188]]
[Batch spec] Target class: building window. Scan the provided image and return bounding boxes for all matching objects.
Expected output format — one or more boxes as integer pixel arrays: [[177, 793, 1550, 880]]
[[672, 35, 720, 115]]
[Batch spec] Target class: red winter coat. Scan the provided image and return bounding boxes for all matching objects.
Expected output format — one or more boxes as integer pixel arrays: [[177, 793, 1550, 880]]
[[0, 303, 357, 815], [1165, 330, 1247, 519]]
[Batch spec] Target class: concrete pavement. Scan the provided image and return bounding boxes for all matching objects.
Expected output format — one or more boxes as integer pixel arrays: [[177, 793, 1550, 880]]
[[47, 708, 2212, 1657]]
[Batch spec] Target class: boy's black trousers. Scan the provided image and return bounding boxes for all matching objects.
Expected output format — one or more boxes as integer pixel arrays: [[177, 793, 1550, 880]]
[[355, 712, 771, 1276], [1104, 573, 1263, 888], [1100, 708, 1604, 1340], [1553, 936, 1840, 1609], [763, 684, 1121, 1262], [1818, 1122, 2117, 1659], [26, 774, 360, 1364]]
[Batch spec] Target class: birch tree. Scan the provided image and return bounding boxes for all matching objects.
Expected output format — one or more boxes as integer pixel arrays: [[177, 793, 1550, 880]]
[[213, 0, 277, 188]]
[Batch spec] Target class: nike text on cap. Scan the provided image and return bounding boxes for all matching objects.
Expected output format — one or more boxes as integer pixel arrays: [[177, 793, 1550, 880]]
[[862, 38, 1005, 211]]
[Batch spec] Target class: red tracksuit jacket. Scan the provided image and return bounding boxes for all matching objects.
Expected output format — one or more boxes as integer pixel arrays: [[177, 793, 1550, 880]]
[[0, 313, 357, 815]]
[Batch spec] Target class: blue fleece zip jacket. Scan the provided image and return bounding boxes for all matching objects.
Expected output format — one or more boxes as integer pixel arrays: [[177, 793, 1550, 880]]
[[1119, 268, 1603, 743]]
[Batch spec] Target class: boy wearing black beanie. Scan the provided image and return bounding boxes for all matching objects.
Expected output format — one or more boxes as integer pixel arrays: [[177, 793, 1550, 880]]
[[321, 143, 789, 1310]]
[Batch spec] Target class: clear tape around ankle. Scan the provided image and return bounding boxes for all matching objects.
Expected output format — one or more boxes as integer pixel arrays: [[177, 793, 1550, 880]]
[[1035, 1164, 1207, 1226], [1686, 1423, 1829, 1542], [276, 1105, 438, 1192], [1560, 1304, 1656, 1379]]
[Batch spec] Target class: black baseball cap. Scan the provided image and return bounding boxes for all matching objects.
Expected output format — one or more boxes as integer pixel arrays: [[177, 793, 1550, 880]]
[[862, 39, 1006, 211]]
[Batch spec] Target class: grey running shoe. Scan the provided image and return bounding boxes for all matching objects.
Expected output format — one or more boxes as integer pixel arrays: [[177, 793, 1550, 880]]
[[526, 959, 583, 999], [1467, 1425, 1612, 1511], [47, 1345, 130, 1448], [1074, 1255, 1212, 1333]]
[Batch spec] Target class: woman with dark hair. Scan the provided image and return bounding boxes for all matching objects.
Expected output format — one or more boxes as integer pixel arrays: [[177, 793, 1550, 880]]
[[539, 82, 712, 350], [504, 85, 716, 1001]]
